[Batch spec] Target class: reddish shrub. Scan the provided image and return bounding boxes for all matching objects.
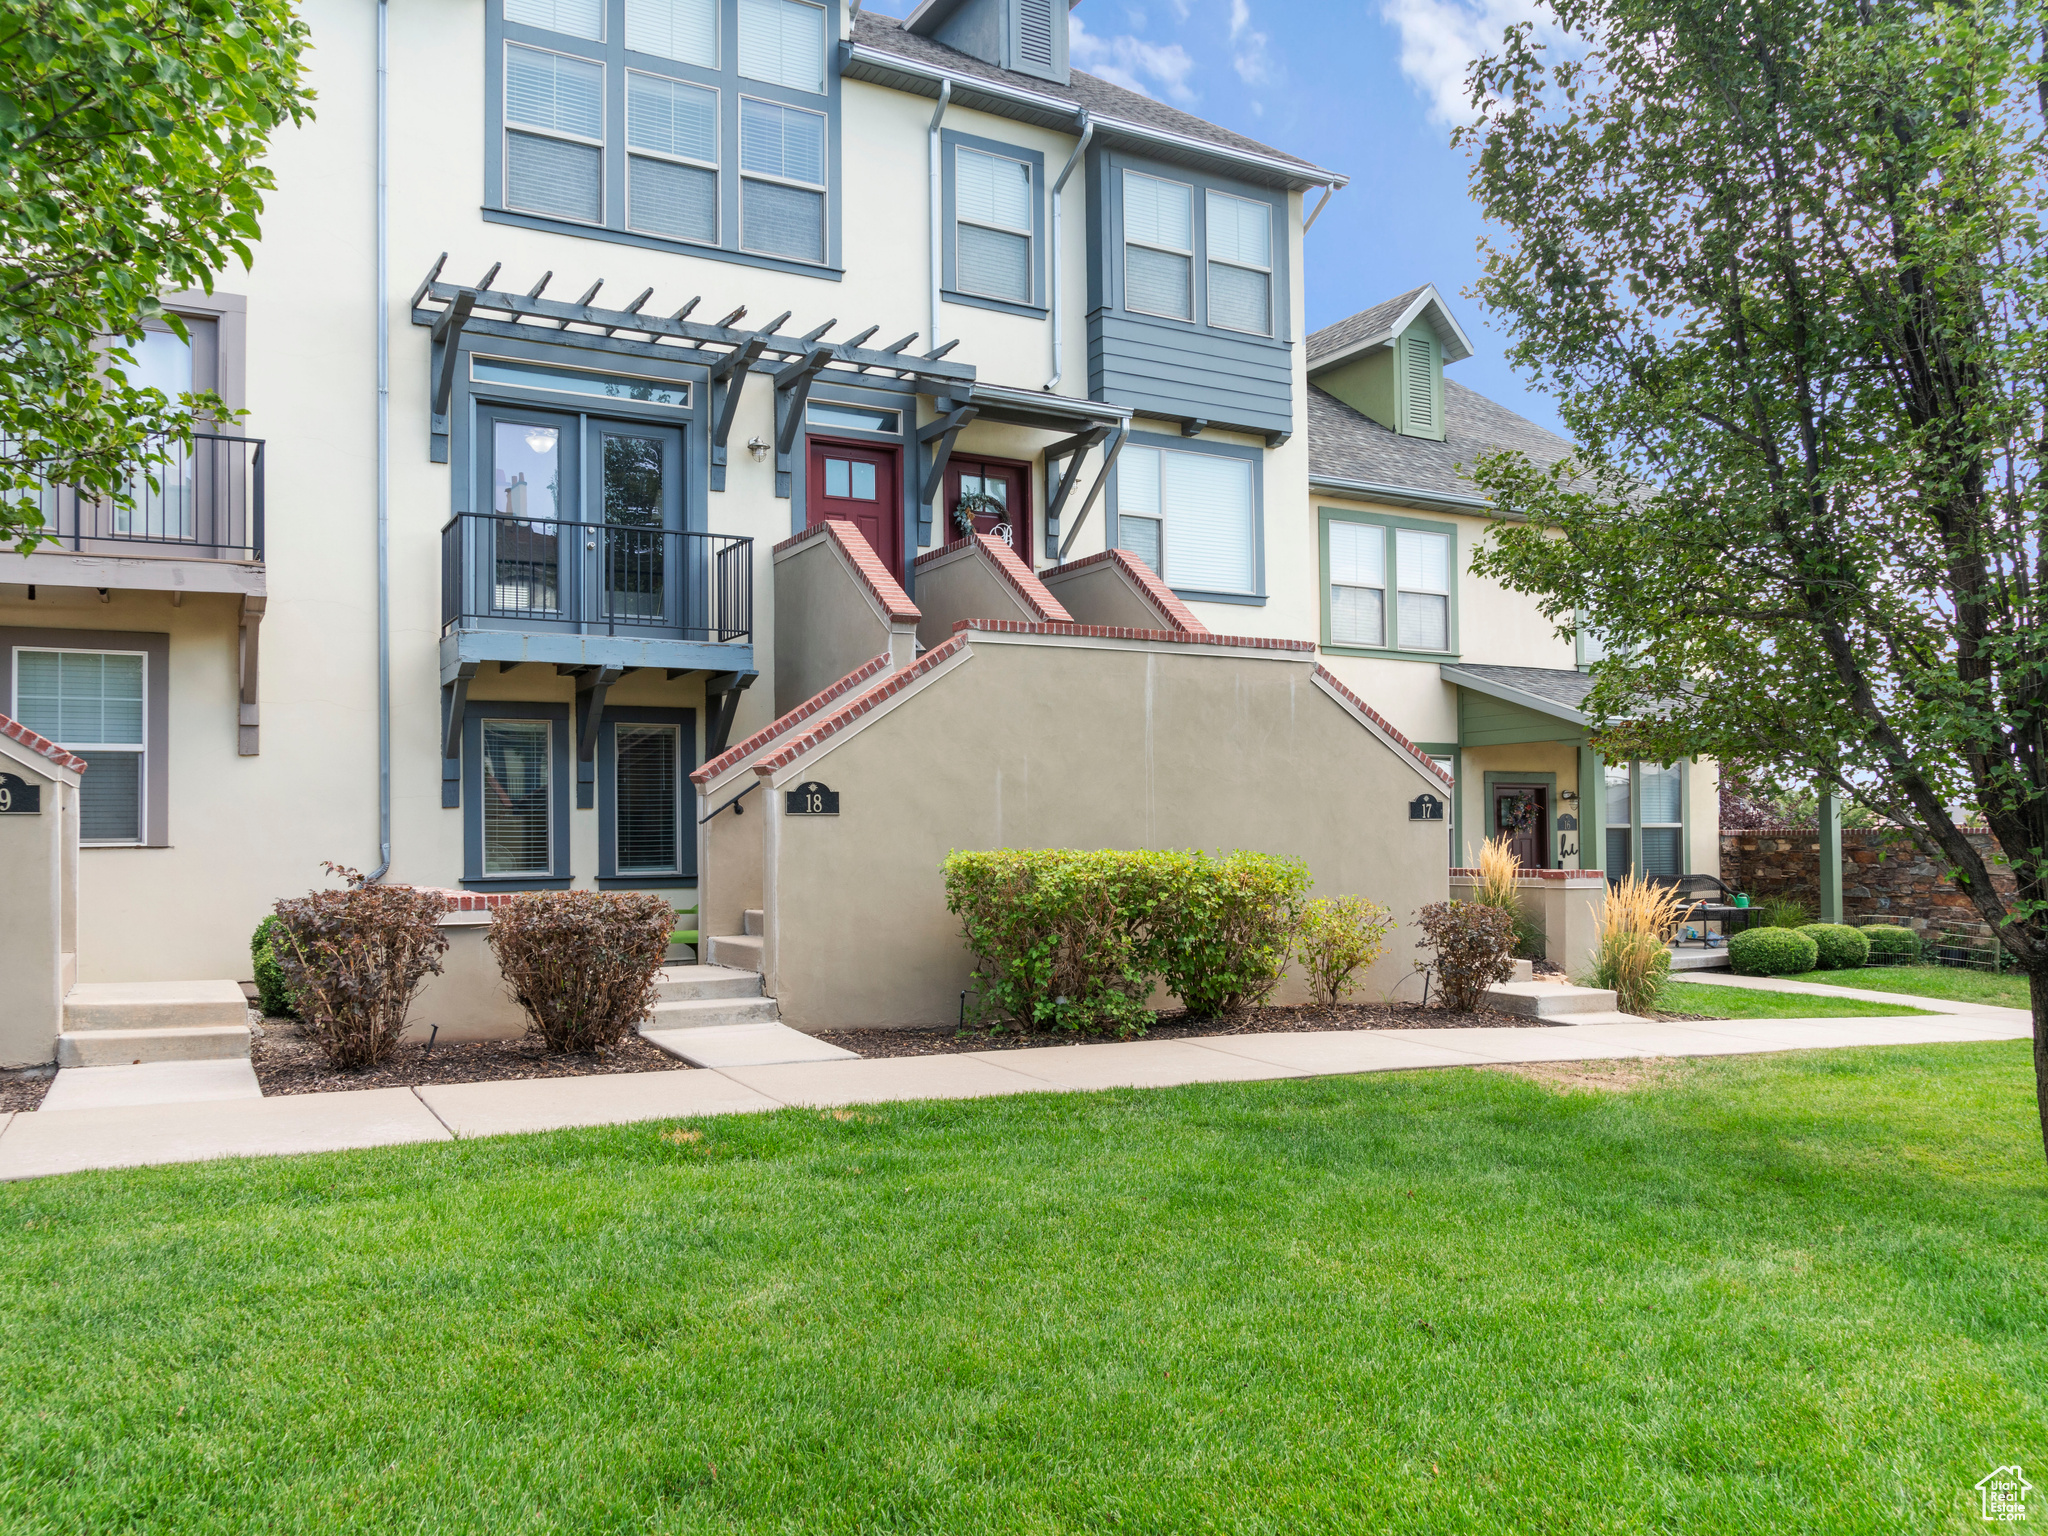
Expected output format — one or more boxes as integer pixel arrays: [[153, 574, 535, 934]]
[[1415, 900, 1516, 1013], [270, 867, 450, 1069], [487, 890, 675, 1053]]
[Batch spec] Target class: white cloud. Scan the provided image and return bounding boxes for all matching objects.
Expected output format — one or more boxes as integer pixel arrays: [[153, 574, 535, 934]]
[[1227, 0, 1273, 86], [1069, 13, 1199, 105], [1379, 0, 1558, 123]]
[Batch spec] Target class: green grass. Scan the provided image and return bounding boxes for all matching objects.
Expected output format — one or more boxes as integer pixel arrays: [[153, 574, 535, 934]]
[[1785, 964, 2033, 1010], [5, 1049, 2047, 1532], [1658, 979, 1936, 1019]]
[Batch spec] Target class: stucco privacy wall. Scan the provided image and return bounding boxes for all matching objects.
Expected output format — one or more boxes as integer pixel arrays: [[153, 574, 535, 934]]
[[752, 627, 1453, 1030], [772, 523, 919, 716], [0, 720, 82, 1067], [1039, 550, 1209, 634], [911, 535, 1071, 651]]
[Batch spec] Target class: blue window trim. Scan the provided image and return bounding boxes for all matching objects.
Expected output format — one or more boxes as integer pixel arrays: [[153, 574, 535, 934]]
[[597, 705, 699, 887], [1106, 428, 1266, 605], [1316, 505, 1461, 661], [484, 0, 843, 278], [940, 128, 1047, 318], [462, 701, 574, 888]]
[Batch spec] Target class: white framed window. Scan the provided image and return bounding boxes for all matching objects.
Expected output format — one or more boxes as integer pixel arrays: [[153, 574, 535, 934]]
[[482, 718, 554, 876], [1122, 170, 1194, 322], [505, 0, 603, 40], [624, 0, 714, 65], [626, 72, 718, 244], [14, 649, 146, 844], [738, 96, 826, 262], [737, 0, 825, 93], [1604, 762, 1631, 877], [955, 146, 1033, 303], [504, 43, 606, 224], [1639, 762, 1683, 877], [1323, 513, 1456, 655], [1205, 190, 1272, 335], [1327, 521, 1385, 647], [1396, 527, 1451, 651], [1117, 444, 1256, 596]]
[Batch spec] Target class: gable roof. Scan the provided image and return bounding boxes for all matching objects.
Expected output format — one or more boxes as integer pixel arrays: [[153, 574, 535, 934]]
[[0, 713, 88, 777], [1307, 380, 1576, 511], [1439, 664, 1593, 723], [1307, 284, 1473, 368], [847, 11, 1342, 191]]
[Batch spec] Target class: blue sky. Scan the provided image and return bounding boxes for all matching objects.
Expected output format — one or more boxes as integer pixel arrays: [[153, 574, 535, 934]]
[[1064, 0, 1565, 435]]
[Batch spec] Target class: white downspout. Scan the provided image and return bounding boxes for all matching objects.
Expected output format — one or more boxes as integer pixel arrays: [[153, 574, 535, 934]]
[[369, 0, 392, 881], [927, 81, 950, 354], [1044, 111, 1092, 392]]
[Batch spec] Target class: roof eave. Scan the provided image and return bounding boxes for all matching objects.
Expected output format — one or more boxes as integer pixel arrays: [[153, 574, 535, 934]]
[[1439, 664, 1590, 726], [1308, 473, 1498, 518]]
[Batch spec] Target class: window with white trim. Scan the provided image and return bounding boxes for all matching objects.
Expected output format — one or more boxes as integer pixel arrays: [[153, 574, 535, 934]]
[[14, 649, 145, 844], [1321, 511, 1457, 655], [739, 96, 826, 262], [955, 146, 1033, 303], [1604, 762, 1631, 877], [1116, 443, 1257, 596], [1123, 170, 1194, 321], [1205, 190, 1272, 335], [626, 72, 718, 243], [738, 0, 824, 92], [504, 44, 607, 223], [1638, 761, 1683, 876], [625, 0, 714, 65]]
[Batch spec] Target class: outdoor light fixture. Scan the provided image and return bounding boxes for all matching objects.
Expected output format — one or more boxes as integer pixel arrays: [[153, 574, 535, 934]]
[[747, 436, 771, 461]]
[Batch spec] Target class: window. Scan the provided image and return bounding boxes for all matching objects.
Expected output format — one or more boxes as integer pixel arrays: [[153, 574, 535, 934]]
[[1116, 442, 1258, 596], [491, 0, 835, 270], [822, 455, 877, 499], [1605, 762, 1631, 878], [472, 354, 690, 406], [13, 650, 145, 844], [1320, 511, 1458, 656], [1205, 191, 1271, 335], [1639, 762, 1683, 876], [739, 97, 826, 262], [627, 72, 718, 243], [737, 0, 825, 92], [504, 43, 606, 223], [462, 704, 571, 886], [806, 401, 899, 434], [956, 146, 1033, 303], [1123, 171, 1193, 321], [599, 708, 696, 883]]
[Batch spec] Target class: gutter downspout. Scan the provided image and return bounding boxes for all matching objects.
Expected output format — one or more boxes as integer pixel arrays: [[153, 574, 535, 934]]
[[927, 81, 951, 357], [1044, 110, 1092, 392], [369, 0, 392, 882]]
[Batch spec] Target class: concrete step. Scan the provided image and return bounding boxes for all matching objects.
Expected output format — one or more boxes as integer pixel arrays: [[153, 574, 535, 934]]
[[1669, 948, 1733, 971], [642, 1021, 856, 1068], [1484, 980, 1621, 1019], [63, 979, 250, 1033], [41, 1059, 262, 1112], [56, 1025, 252, 1067], [743, 908, 765, 937], [643, 996, 781, 1030], [654, 964, 762, 1002], [705, 933, 763, 972]]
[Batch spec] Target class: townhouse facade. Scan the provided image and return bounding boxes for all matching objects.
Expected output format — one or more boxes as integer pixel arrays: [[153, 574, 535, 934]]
[[0, 0, 1713, 1045]]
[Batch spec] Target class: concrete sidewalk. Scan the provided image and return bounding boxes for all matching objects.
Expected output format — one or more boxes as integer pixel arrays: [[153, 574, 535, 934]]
[[0, 990, 2029, 1182]]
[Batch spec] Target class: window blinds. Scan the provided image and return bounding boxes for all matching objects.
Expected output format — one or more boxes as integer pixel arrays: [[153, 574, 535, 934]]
[[505, 0, 603, 40], [1205, 191, 1271, 334], [1395, 528, 1449, 650], [627, 72, 715, 162], [737, 0, 825, 92], [17, 650, 145, 843], [1327, 521, 1385, 646], [506, 46, 603, 137], [740, 98, 825, 259], [956, 147, 1032, 301], [1163, 451, 1254, 594], [483, 720, 552, 876], [505, 46, 604, 221], [1123, 171, 1192, 320], [615, 725, 681, 874], [625, 0, 715, 65]]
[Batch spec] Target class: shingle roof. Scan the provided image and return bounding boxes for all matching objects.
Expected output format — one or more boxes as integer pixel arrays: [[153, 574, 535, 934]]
[[1308, 381, 1576, 503], [1305, 288, 1428, 364], [850, 12, 1330, 181], [1441, 665, 1594, 716]]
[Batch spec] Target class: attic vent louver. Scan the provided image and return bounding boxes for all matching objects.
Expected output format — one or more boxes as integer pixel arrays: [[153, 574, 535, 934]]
[[1017, 0, 1055, 69], [1401, 334, 1438, 438]]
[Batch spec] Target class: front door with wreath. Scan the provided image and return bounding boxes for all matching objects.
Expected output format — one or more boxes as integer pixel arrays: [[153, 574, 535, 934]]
[[944, 457, 1031, 565], [1493, 784, 1550, 869]]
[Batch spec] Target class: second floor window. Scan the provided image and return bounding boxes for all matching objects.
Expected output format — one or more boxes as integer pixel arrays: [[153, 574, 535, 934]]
[[1117, 442, 1257, 596], [1205, 191, 1271, 335], [739, 97, 826, 262], [955, 146, 1033, 303], [1124, 170, 1194, 322], [505, 44, 606, 223], [1322, 511, 1456, 655]]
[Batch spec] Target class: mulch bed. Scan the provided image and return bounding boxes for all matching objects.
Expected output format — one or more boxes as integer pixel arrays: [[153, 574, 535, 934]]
[[252, 1022, 695, 1097], [814, 1000, 1559, 1059], [0, 1068, 54, 1114]]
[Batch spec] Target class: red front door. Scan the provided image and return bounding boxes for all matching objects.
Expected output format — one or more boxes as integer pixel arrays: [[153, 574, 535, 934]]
[[807, 439, 902, 577], [943, 456, 1031, 565]]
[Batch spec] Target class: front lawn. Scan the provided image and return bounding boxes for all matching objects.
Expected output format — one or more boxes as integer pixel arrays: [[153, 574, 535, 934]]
[[4, 1048, 2044, 1533], [1657, 979, 1935, 1019], [1786, 963, 2032, 1010]]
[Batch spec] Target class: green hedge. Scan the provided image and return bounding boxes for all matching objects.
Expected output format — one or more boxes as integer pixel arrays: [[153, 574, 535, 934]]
[[943, 849, 1312, 1036], [1861, 924, 1921, 964], [250, 914, 296, 1018], [1729, 926, 1819, 976], [1799, 923, 1870, 970]]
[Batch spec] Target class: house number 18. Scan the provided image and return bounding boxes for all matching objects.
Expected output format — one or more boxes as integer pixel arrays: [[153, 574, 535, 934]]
[[785, 781, 840, 816]]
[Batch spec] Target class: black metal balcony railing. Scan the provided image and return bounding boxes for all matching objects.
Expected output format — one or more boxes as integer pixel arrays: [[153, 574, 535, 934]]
[[36, 433, 264, 561], [441, 512, 752, 645]]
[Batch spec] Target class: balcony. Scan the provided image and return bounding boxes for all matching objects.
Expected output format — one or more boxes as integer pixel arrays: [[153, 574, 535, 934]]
[[6, 433, 266, 598], [439, 511, 754, 682]]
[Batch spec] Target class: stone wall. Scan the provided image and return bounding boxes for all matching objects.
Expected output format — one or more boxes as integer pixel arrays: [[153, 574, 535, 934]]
[[1719, 825, 2013, 939]]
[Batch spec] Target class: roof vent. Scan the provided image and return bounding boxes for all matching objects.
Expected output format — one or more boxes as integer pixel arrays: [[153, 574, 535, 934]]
[[905, 0, 1070, 84], [1017, 0, 1055, 70]]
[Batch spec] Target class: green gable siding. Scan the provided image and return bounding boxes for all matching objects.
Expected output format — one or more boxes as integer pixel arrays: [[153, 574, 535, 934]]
[[1458, 688, 1586, 747]]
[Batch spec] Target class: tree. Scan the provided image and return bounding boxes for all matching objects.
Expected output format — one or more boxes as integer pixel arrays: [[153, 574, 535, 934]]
[[1457, 0, 2048, 1154], [0, 0, 312, 552]]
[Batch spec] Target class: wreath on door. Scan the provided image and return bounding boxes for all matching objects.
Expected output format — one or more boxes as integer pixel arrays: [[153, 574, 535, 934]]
[[952, 489, 1013, 545], [1499, 792, 1542, 833]]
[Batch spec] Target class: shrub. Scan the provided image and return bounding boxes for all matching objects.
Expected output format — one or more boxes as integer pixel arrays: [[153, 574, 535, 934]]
[[1153, 850, 1313, 1018], [1415, 901, 1516, 1012], [488, 890, 676, 1053], [1472, 834, 1544, 958], [1728, 925, 1819, 976], [1296, 895, 1396, 1007], [1799, 922, 1870, 971], [1588, 873, 1691, 1014], [1754, 895, 1810, 929], [1861, 924, 1922, 964], [270, 868, 450, 1069], [944, 849, 1165, 1037], [250, 914, 297, 1018]]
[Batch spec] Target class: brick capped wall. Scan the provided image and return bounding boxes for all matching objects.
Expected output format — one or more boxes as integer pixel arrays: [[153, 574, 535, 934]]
[[1719, 826, 2015, 938]]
